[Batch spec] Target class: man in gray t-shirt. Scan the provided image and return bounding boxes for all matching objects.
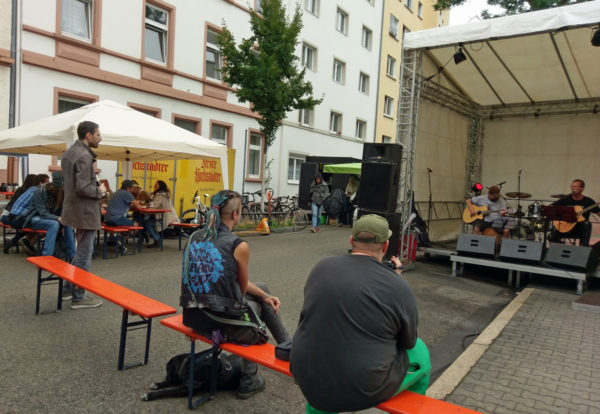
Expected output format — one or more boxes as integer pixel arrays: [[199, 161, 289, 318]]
[[290, 215, 430, 413], [465, 185, 515, 237]]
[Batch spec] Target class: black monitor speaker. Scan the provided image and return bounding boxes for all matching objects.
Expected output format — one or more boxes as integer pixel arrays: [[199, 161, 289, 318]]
[[362, 143, 403, 163], [357, 209, 401, 260], [499, 239, 544, 263], [545, 243, 600, 273], [298, 163, 320, 210], [358, 162, 400, 213], [456, 234, 496, 258]]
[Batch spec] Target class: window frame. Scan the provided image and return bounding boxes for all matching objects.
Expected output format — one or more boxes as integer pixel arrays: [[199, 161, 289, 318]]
[[298, 108, 313, 127], [304, 0, 319, 16], [209, 120, 233, 148], [205, 25, 223, 82], [383, 96, 394, 117], [143, 1, 171, 65], [361, 25, 372, 50], [128, 101, 162, 118], [332, 58, 345, 84], [382, 135, 392, 144], [358, 72, 369, 95], [329, 111, 342, 134], [386, 55, 397, 78], [418, 2, 423, 18], [302, 42, 317, 71], [56, 0, 102, 46], [287, 154, 305, 184], [405, 0, 413, 11], [355, 119, 367, 140], [389, 14, 399, 39], [335, 8, 348, 35], [173, 114, 202, 135], [246, 129, 264, 181]]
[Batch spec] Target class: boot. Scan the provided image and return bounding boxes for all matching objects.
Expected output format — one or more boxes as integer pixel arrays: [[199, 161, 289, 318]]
[[237, 360, 265, 399]]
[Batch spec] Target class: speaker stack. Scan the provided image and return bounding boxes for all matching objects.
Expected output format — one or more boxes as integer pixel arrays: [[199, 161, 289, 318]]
[[357, 143, 403, 259], [545, 244, 600, 273], [456, 234, 496, 258]]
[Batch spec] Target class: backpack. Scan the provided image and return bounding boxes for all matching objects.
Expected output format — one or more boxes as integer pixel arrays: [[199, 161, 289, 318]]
[[323, 188, 345, 216], [141, 349, 243, 401]]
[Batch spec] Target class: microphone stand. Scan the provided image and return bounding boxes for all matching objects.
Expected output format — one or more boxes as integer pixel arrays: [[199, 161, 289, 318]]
[[427, 168, 433, 233], [516, 170, 522, 240]]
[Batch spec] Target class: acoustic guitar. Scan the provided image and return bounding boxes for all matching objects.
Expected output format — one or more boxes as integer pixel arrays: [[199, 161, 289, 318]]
[[552, 203, 600, 233], [462, 205, 504, 224]]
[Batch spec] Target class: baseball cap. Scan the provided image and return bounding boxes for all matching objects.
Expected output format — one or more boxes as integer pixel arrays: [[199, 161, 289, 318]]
[[352, 214, 393, 243], [121, 179, 139, 189]]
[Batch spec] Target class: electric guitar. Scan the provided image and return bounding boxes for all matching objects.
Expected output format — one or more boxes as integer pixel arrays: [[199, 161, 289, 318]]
[[462, 205, 504, 224], [552, 203, 600, 233]]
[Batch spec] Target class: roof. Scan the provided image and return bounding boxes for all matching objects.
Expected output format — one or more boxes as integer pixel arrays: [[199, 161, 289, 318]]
[[403, 1, 600, 106]]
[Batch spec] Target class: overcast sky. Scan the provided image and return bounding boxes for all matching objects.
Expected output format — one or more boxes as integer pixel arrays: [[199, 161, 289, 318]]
[[449, 0, 505, 25]]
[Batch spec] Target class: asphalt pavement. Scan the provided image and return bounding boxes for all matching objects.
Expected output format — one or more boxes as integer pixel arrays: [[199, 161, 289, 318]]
[[1, 225, 597, 413]]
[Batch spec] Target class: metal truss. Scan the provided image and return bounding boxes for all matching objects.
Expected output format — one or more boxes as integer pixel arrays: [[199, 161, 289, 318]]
[[482, 98, 600, 119]]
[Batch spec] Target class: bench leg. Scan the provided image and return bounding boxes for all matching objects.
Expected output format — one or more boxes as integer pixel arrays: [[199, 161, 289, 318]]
[[36, 268, 63, 315], [118, 309, 152, 371], [451, 261, 457, 277]]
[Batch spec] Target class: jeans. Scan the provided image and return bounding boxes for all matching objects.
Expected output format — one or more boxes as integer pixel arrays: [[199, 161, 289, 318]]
[[142, 215, 160, 242], [246, 282, 290, 344], [69, 229, 97, 301], [105, 216, 135, 226], [311, 202, 323, 228], [30, 216, 59, 256]]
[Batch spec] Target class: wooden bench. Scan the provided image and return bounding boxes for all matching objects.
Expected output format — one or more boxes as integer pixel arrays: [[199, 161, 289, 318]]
[[99, 224, 129, 259], [1, 222, 47, 255], [27, 256, 176, 370], [169, 222, 201, 250], [160, 315, 482, 413]]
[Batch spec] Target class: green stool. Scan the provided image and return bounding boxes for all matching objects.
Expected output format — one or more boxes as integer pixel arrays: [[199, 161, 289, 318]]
[[306, 338, 431, 414]]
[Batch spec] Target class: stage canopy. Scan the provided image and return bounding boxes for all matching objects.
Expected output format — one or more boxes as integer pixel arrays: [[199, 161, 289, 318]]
[[323, 163, 361, 175]]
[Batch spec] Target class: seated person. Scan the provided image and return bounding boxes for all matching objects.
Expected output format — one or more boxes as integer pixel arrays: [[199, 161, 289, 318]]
[[290, 215, 430, 413], [2, 174, 41, 253], [151, 180, 180, 229], [181, 190, 290, 400], [465, 185, 514, 238], [27, 171, 76, 259], [548, 179, 599, 246], [105, 180, 161, 248]]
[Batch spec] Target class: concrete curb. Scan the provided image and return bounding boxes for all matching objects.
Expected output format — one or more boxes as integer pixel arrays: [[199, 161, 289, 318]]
[[426, 287, 535, 399]]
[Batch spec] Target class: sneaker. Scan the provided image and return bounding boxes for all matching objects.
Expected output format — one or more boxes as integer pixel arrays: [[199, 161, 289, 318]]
[[61, 291, 72, 301], [19, 239, 36, 256], [315, 227, 320, 232], [310, 227, 316, 233], [237, 375, 265, 399], [70, 296, 103, 310], [146, 241, 160, 248]]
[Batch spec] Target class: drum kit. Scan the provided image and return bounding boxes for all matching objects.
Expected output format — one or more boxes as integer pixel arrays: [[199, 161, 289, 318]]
[[503, 191, 564, 240]]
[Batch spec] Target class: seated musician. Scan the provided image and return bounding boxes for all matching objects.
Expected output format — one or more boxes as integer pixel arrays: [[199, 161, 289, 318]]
[[465, 186, 515, 238], [548, 179, 599, 246]]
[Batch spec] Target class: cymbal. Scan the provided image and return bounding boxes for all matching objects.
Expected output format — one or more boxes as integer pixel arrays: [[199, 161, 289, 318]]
[[550, 194, 567, 199], [505, 191, 532, 199]]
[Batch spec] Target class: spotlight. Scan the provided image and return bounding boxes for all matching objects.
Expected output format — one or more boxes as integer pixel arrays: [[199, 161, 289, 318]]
[[592, 29, 600, 47], [472, 182, 483, 193], [453, 47, 467, 65]]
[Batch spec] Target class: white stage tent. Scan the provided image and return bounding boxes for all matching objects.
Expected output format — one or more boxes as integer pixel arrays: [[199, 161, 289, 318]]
[[396, 1, 600, 245]]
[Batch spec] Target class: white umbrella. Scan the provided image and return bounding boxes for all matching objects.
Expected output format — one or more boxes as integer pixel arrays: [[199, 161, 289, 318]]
[[0, 100, 226, 161]]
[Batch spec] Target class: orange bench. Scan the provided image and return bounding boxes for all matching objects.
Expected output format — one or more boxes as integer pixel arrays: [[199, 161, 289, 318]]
[[169, 222, 201, 250], [160, 315, 482, 413], [27, 256, 176, 370], [99, 224, 129, 259], [114, 225, 144, 254]]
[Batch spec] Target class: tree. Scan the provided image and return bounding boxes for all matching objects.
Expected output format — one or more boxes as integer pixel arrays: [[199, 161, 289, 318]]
[[218, 0, 322, 151], [433, 0, 589, 18]]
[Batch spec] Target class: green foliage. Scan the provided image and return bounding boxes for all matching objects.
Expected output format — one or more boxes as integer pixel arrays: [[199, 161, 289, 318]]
[[218, 0, 323, 150], [433, 0, 589, 18]]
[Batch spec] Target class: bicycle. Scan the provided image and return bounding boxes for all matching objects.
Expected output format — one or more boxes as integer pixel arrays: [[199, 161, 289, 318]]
[[180, 191, 210, 228]]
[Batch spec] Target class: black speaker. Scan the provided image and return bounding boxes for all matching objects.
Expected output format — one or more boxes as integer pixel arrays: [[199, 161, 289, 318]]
[[358, 162, 400, 212], [456, 234, 496, 258], [545, 244, 600, 273], [362, 143, 403, 163], [298, 163, 319, 210], [499, 239, 543, 263], [357, 209, 401, 260]]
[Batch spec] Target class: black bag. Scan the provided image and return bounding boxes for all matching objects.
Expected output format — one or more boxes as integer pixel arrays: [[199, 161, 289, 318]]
[[7, 213, 27, 229], [142, 350, 243, 401]]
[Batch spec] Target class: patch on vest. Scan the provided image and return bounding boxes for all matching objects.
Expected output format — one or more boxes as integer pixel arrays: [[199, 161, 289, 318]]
[[184, 240, 224, 294]]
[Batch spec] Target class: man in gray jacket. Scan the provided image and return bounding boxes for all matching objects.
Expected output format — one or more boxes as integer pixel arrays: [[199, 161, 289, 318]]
[[61, 121, 106, 309]]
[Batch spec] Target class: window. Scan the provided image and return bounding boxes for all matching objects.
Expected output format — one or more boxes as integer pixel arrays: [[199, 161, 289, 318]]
[[58, 95, 91, 113], [206, 29, 223, 80], [330, 112, 342, 134], [382, 135, 392, 143], [145, 3, 169, 63], [61, 0, 93, 40], [336, 8, 348, 34], [418, 2, 423, 18], [384, 96, 394, 117], [361, 26, 372, 50], [355, 120, 366, 140], [174, 118, 200, 134], [389, 14, 399, 39], [403, 26, 411, 40], [298, 108, 312, 126], [304, 0, 319, 15], [358, 72, 369, 94], [386, 55, 396, 78], [332, 59, 345, 84], [302, 43, 316, 71], [288, 155, 305, 183], [247, 132, 263, 179], [211, 124, 229, 145], [405, 0, 413, 10]]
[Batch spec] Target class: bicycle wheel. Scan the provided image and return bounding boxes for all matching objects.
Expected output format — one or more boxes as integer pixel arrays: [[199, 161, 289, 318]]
[[180, 209, 207, 227], [290, 208, 309, 231]]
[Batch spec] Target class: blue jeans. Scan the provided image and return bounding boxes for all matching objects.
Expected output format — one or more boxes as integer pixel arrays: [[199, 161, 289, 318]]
[[311, 202, 323, 228], [30, 216, 59, 256], [105, 216, 135, 226], [142, 215, 160, 242]]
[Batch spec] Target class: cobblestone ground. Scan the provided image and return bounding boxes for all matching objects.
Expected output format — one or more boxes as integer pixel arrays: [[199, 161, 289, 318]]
[[447, 288, 600, 414]]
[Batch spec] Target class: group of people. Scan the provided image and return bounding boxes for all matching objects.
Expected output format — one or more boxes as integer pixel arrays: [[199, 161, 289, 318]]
[[181, 189, 429, 412], [466, 179, 598, 247], [309, 173, 359, 233]]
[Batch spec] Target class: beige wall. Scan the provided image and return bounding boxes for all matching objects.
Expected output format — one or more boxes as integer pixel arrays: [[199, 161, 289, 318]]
[[482, 114, 600, 204], [0, 0, 11, 50]]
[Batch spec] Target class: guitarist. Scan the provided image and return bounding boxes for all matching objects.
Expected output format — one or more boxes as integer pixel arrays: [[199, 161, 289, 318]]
[[548, 179, 598, 246], [465, 186, 514, 238]]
